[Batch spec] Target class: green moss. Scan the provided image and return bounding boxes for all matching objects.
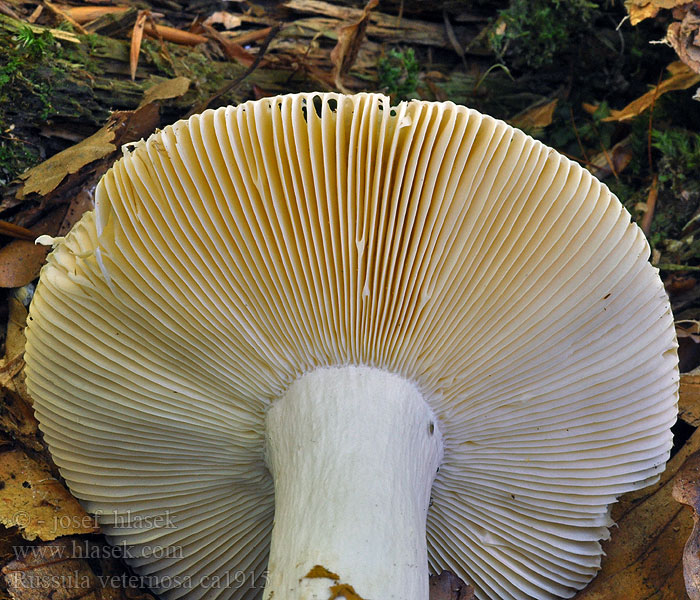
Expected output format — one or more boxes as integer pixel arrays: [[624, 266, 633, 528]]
[[377, 48, 420, 102], [490, 0, 600, 70]]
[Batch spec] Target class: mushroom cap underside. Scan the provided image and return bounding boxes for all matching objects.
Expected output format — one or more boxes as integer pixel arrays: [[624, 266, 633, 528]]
[[25, 92, 678, 600]]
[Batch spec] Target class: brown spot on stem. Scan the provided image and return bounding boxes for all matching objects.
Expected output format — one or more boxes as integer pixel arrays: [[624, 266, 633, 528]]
[[329, 583, 366, 600], [304, 565, 340, 580]]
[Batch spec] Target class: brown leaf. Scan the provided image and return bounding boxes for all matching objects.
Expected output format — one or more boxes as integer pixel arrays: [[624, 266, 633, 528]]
[[138, 77, 191, 108], [588, 136, 635, 179], [625, 0, 691, 25], [18, 126, 116, 198], [667, 5, 700, 74], [571, 425, 700, 600], [330, 0, 378, 92], [203, 11, 242, 30], [0, 207, 67, 288], [510, 99, 558, 131], [673, 449, 700, 599], [203, 24, 257, 68], [4, 297, 26, 363], [0, 243, 47, 289], [17, 103, 161, 201], [0, 386, 40, 451], [603, 61, 700, 122], [130, 11, 148, 81], [0, 450, 98, 541], [429, 571, 475, 600], [143, 23, 207, 46]]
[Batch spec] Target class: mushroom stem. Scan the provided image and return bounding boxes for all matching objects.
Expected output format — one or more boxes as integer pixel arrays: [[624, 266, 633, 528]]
[[264, 366, 444, 600]]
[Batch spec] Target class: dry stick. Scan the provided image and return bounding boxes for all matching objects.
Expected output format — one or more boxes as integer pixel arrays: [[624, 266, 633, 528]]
[[559, 150, 599, 171], [641, 174, 659, 236], [593, 129, 619, 181], [27, 5, 43, 23], [0, 1, 21, 19], [43, 1, 88, 34], [643, 69, 665, 236], [648, 68, 664, 175], [569, 106, 590, 165], [186, 23, 282, 117], [228, 26, 273, 46], [0, 221, 39, 242]]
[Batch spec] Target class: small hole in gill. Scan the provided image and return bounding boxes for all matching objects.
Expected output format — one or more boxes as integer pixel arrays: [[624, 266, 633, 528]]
[[390, 108, 397, 117], [312, 95, 323, 118], [328, 98, 338, 112], [428, 422, 435, 435]]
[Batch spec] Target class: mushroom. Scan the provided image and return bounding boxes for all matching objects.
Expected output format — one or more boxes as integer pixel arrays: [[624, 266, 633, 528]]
[[24, 93, 678, 600]]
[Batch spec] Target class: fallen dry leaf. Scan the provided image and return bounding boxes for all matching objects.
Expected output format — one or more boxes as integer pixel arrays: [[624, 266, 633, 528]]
[[571, 424, 699, 600], [603, 61, 700, 122], [4, 297, 26, 363], [510, 99, 558, 131], [17, 101, 162, 200], [668, 5, 700, 74], [138, 76, 191, 108], [625, 0, 691, 25], [0, 449, 98, 541], [0, 387, 40, 451], [429, 570, 475, 600], [130, 10, 148, 81], [58, 187, 95, 236], [18, 126, 115, 198], [588, 135, 635, 179], [0, 207, 67, 288], [330, 0, 378, 92], [673, 449, 700, 599], [0, 243, 47, 289], [203, 11, 242, 30], [203, 24, 257, 68]]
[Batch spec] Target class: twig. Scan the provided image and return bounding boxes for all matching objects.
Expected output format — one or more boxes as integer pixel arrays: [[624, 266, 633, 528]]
[[559, 150, 598, 170], [648, 68, 664, 175], [588, 119, 618, 181], [569, 107, 590, 165], [0, 0, 22, 20], [43, 1, 88, 34], [0, 220, 38, 241], [641, 174, 659, 237], [27, 5, 43, 24], [657, 263, 700, 272], [187, 23, 281, 117]]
